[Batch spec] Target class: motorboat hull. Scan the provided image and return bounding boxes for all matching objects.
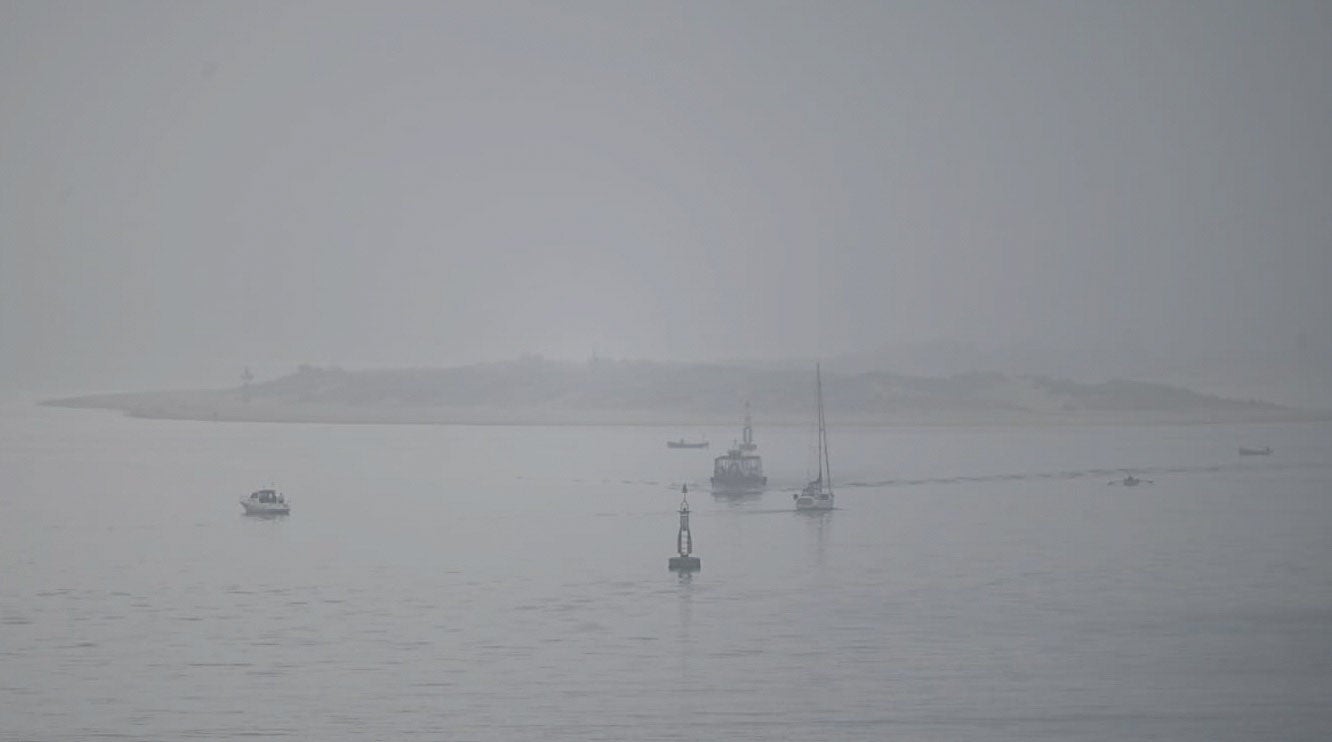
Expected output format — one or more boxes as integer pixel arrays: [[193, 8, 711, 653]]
[[240, 489, 289, 515], [710, 475, 767, 494], [241, 501, 289, 515]]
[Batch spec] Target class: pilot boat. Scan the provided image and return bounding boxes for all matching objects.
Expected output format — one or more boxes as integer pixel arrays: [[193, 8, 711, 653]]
[[710, 403, 766, 493]]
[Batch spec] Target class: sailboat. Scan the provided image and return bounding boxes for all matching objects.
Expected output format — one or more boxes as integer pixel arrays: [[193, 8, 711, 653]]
[[794, 365, 834, 511]]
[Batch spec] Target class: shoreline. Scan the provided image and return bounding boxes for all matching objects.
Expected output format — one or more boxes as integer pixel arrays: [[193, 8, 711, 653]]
[[40, 392, 1330, 429]]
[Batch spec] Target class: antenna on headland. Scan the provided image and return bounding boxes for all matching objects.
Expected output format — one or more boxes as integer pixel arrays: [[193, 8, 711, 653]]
[[740, 401, 756, 451]]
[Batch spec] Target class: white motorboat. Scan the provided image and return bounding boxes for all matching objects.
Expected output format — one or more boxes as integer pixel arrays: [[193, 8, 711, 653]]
[[240, 488, 289, 515], [795, 365, 834, 511]]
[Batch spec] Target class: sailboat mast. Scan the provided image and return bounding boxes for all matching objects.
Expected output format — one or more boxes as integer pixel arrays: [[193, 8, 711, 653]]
[[818, 364, 832, 492], [816, 364, 824, 483]]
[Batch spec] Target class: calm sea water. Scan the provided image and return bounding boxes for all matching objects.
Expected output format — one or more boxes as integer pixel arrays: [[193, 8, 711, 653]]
[[3, 400, 1330, 740]]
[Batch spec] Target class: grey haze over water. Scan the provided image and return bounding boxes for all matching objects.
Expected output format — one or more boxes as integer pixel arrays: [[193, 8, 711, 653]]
[[4, 4, 1332, 740], [4, 403, 1332, 740], [3, 2, 1331, 404]]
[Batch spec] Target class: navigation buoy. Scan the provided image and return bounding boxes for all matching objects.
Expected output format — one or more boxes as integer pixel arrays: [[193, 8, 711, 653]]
[[668, 485, 701, 572]]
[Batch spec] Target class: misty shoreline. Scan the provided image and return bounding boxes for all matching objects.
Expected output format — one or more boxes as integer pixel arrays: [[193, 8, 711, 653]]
[[41, 400, 1328, 428], [40, 361, 1327, 428]]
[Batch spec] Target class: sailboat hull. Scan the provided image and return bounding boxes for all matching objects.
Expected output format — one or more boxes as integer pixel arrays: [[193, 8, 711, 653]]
[[795, 494, 834, 510]]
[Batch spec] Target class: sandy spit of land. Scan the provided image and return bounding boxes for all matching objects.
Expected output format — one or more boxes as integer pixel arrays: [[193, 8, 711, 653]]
[[41, 389, 1329, 428]]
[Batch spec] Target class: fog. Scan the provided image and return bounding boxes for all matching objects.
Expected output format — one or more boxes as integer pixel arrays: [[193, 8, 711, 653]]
[[3, 1, 1330, 401]]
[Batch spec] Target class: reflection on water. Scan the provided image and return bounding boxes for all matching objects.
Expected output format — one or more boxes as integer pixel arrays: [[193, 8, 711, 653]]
[[710, 489, 766, 507], [800, 509, 833, 567]]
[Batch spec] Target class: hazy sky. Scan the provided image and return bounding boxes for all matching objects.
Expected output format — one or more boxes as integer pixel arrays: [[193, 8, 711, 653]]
[[3, 1, 1330, 390]]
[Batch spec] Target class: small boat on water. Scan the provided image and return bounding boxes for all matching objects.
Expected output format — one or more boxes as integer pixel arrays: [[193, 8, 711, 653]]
[[1109, 474, 1151, 487], [794, 365, 834, 511], [240, 488, 289, 515], [1238, 446, 1273, 456], [710, 403, 766, 493], [667, 438, 709, 449]]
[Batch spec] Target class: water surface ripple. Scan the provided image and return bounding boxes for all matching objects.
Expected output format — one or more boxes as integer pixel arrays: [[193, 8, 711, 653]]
[[3, 404, 1330, 740]]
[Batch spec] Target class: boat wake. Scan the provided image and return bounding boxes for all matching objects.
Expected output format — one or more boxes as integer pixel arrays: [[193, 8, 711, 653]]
[[522, 460, 1326, 494], [840, 459, 1329, 490]]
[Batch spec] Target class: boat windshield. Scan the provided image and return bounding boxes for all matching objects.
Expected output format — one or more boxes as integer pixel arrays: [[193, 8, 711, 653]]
[[714, 454, 763, 476]]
